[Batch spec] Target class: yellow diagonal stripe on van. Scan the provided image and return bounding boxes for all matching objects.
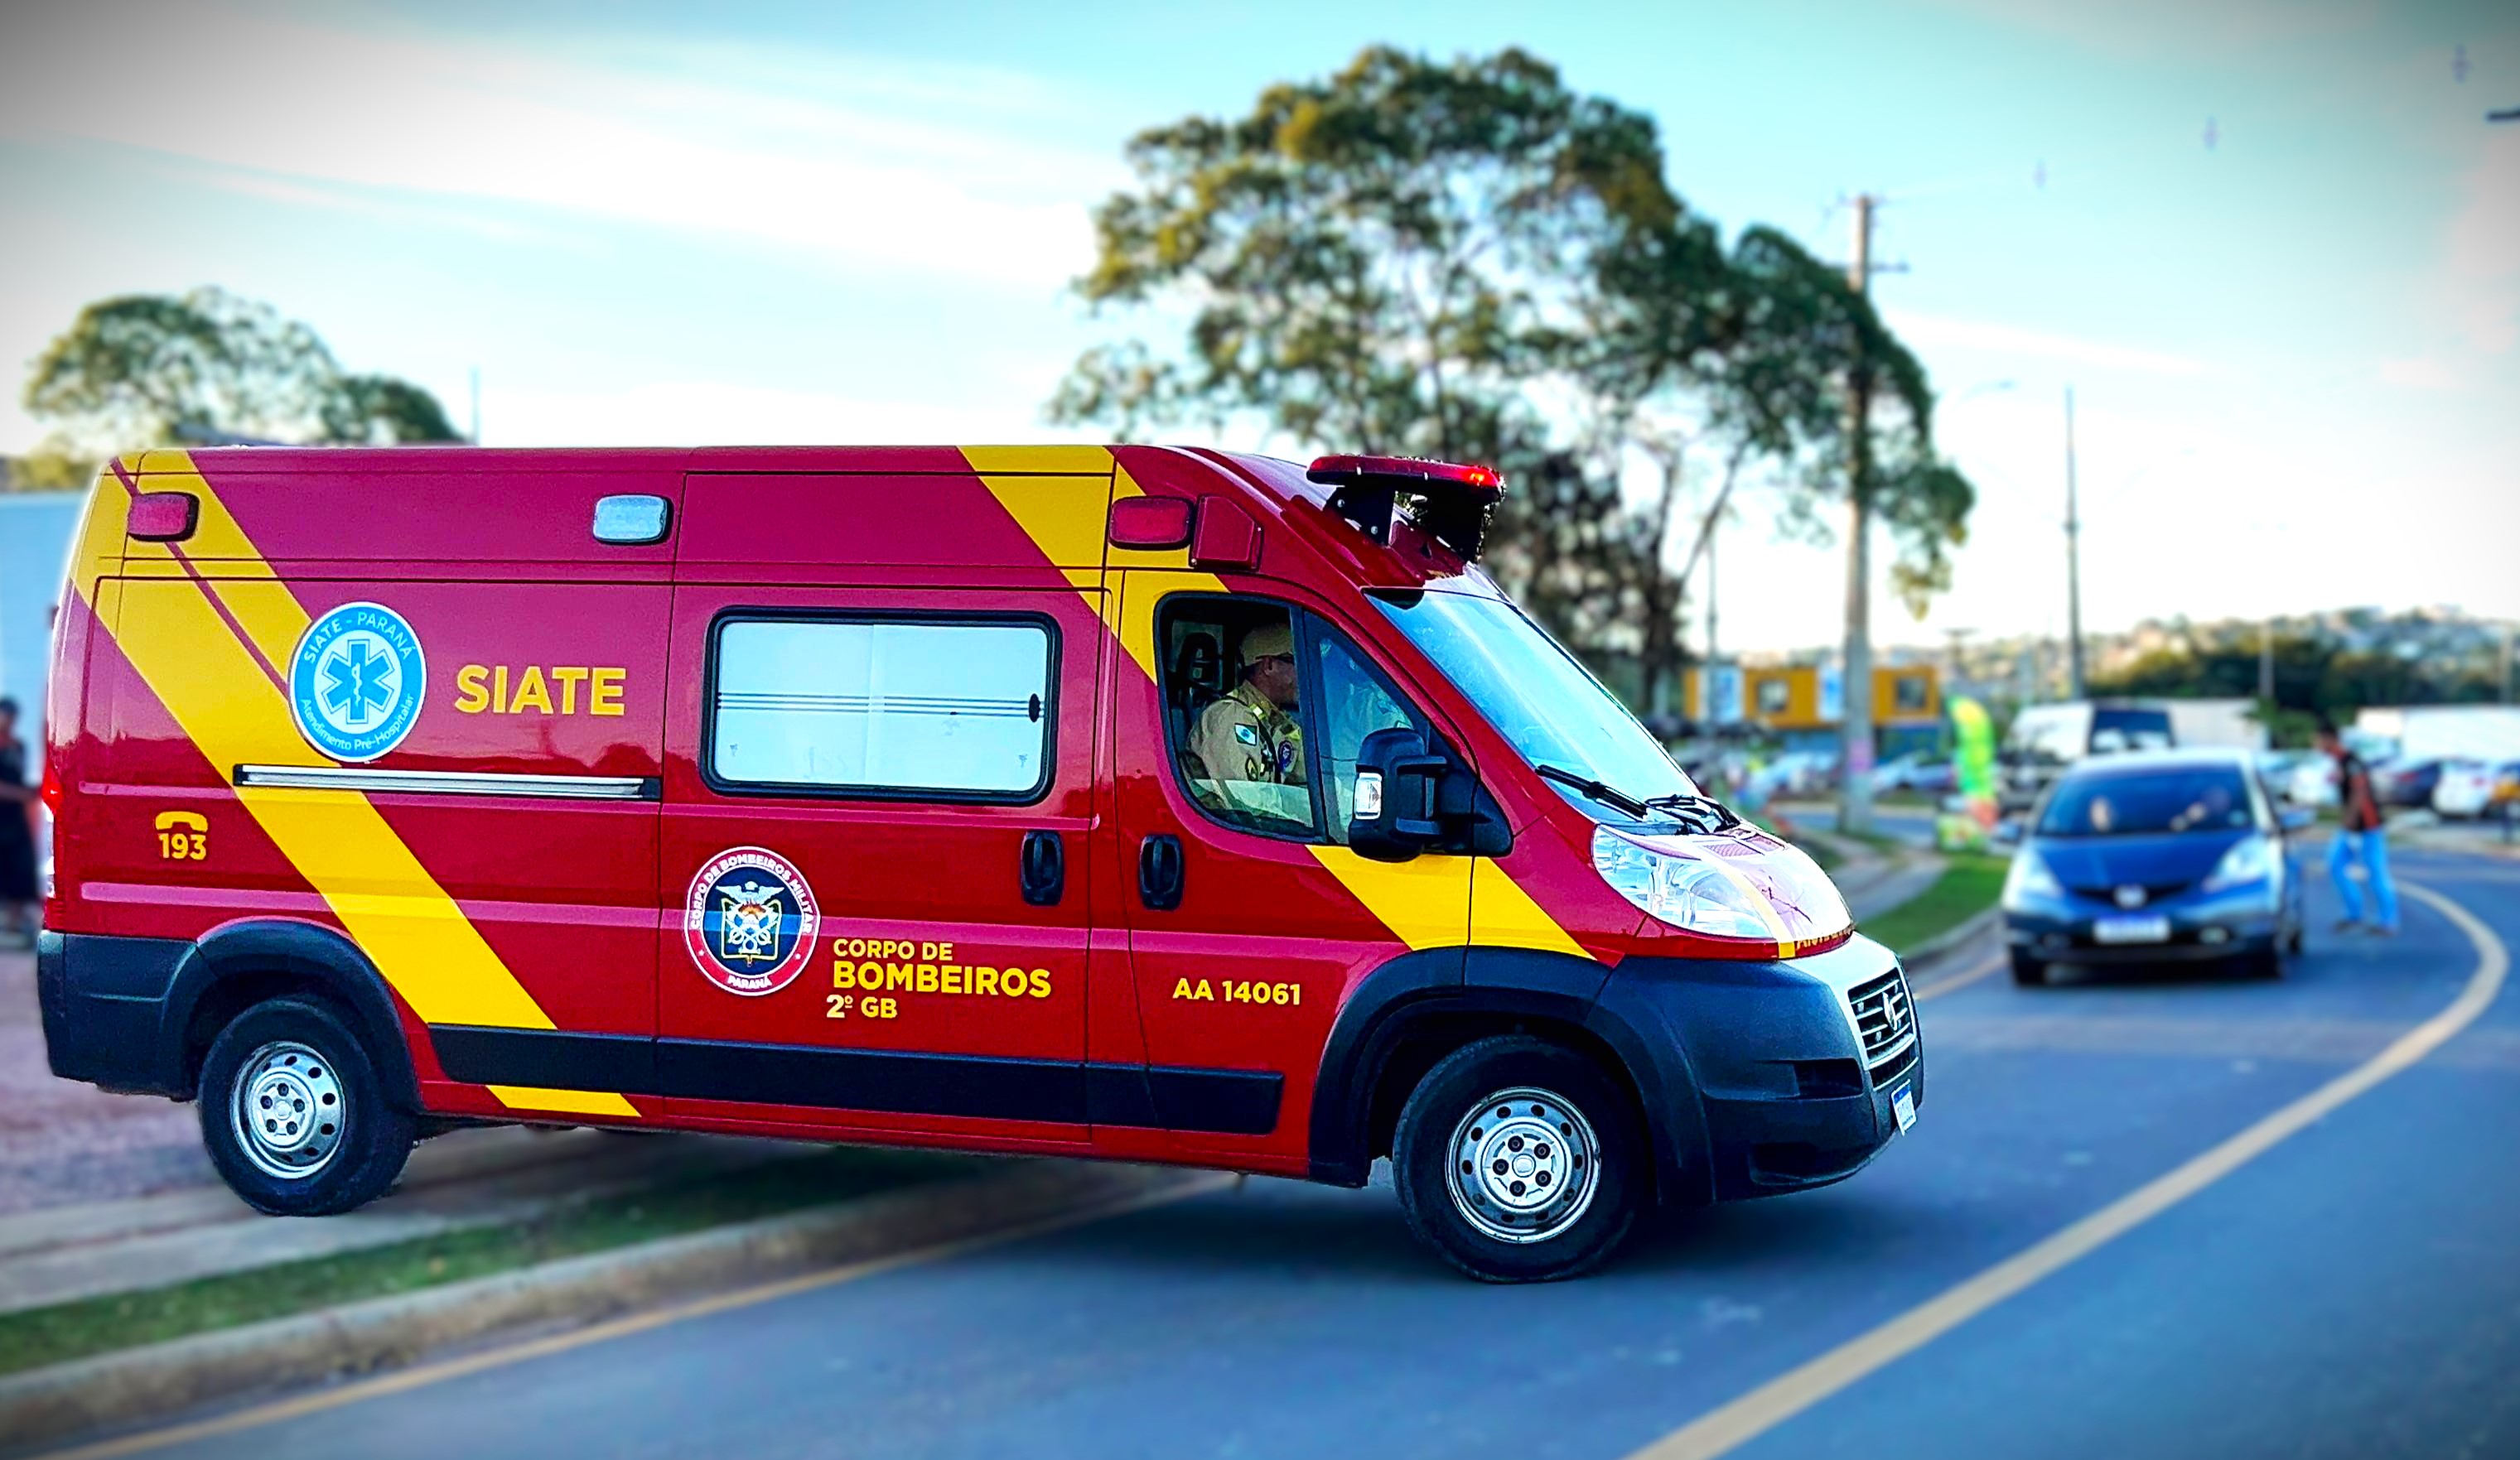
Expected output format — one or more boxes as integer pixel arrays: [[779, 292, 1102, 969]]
[[965, 446, 1595, 967], [89, 457, 637, 1120], [1306, 848, 1472, 951]]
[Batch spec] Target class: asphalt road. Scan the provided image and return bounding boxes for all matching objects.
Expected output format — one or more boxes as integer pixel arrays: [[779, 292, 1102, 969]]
[[43, 850, 2520, 1460]]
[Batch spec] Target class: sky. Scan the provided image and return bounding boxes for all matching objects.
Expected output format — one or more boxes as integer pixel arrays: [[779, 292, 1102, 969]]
[[0, 0, 2513, 656]]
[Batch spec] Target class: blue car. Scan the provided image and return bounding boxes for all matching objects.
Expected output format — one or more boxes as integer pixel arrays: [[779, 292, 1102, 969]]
[[2001, 749, 2308, 986]]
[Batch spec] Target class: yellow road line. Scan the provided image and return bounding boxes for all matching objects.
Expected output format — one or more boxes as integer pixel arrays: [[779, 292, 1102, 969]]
[[1625, 879, 2507, 1460], [36, 1174, 1236, 1460]]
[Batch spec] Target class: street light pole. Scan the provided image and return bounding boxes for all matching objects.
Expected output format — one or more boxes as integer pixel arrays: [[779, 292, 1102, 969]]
[[1839, 193, 1880, 835], [2064, 386, 2086, 700]]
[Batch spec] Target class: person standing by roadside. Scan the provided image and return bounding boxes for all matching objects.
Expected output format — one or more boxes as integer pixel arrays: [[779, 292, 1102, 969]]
[[0, 698, 38, 948], [2317, 717, 2397, 936]]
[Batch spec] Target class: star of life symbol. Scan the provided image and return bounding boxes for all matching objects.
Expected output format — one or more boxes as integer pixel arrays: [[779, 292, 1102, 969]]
[[321, 634, 399, 729], [289, 601, 426, 763]]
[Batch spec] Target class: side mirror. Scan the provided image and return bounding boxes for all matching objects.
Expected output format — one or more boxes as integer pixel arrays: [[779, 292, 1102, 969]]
[[1991, 819, 2025, 846], [1349, 727, 1447, 862]]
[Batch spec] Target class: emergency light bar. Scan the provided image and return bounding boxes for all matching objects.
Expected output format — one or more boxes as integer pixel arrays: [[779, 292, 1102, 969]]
[[1306, 455, 1506, 563]]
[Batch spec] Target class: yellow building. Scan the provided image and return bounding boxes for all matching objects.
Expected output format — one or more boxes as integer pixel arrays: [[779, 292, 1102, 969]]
[[1685, 664, 1942, 736]]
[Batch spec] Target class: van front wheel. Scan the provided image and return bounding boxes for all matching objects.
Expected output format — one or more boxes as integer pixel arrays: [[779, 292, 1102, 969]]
[[199, 996, 416, 1217], [1392, 1036, 1644, 1283]]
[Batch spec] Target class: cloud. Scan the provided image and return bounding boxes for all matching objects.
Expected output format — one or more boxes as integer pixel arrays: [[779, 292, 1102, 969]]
[[2378, 357, 2458, 390], [0, 1, 1120, 290], [1923, 0, 2384, 59], [1880, 310, 2209, 378]]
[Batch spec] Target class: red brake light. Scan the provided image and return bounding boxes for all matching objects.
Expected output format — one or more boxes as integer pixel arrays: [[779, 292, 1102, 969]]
[[40, 758, 63, 821]]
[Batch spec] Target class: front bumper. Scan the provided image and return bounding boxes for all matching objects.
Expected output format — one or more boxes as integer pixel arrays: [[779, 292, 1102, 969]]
[[1595, 934, 1921, 1206], [2005, 886, 2283, 964]]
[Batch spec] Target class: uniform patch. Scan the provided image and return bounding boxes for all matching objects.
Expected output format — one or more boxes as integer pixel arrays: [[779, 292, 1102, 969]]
[[684, 846, 822, 996], [289, 600, 427, 763], [1233, 723, 1259, 745], [1277, 740, 1297, 773]]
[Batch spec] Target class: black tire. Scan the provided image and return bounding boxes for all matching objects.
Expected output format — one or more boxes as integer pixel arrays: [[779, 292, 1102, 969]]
[[1391, 1035, 1645, 1283], [198, 995, 415, 1217], [2238, 949, 2284, 981], [2010, 951, 2049, 986]]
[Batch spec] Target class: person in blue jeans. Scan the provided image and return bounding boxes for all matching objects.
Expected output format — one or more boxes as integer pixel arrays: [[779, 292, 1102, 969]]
[[2316, 718, 2397, 935]]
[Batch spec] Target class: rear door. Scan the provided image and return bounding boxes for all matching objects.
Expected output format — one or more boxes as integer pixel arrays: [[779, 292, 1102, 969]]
[[87, 451, 674, 1123], [656, 470, 1104, 1144]]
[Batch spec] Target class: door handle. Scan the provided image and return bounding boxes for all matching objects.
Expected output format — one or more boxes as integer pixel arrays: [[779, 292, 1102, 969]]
[[1020, 829, 1065, 907], [1138, 833, 1184, 911]]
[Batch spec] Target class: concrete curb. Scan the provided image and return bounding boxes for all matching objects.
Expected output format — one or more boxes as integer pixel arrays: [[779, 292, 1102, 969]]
[[0, 1158, 1207, 1451], [1900, 906, 2003, 973]]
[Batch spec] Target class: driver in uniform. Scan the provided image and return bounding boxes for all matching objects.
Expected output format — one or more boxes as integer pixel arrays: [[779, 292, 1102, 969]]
[[1192, 622, 1306, 788]]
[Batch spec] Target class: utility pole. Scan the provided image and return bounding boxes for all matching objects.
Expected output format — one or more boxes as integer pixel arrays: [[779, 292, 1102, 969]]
[[2259, 618, 2276, 706], [2064, 386, 2086, 700], [469, 368, 482, 446], [1839, 192, 1881, 834]]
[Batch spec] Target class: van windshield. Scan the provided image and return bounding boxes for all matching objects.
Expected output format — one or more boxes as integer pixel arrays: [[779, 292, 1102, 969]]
[[1373, 590, 1698, 809]]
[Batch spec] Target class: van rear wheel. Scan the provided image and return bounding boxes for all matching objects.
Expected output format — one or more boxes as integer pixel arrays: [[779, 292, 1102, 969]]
[[1391, 1036, 1643, 1283], [199, 996, 415, 1217]]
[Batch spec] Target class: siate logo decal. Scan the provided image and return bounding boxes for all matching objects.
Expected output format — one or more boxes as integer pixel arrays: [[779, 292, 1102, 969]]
[[289, 601, 427, 763], [684, 846, 821, 996]]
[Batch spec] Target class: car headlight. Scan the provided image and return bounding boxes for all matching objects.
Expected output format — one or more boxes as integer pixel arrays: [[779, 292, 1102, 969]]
[[2001, 850, 2062, 908], [2203, 835, 2276, 894], [1591, 826, 1784, 942]]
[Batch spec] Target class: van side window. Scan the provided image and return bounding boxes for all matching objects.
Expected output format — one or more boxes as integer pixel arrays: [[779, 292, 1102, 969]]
[[1159, 598, 1320, 840], [707, 615, 1055, 802]]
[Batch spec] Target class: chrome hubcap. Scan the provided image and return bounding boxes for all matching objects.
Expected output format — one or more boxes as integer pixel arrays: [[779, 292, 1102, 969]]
[[229, 1041, 345, 1181], [1445, 1086, 1601, 1244]]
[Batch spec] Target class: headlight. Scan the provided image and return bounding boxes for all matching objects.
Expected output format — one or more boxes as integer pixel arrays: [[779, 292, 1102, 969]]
[[2001, 850, 2062, 907], [1591, 826, 1783, 942], [2203, 835, 2276, 893]]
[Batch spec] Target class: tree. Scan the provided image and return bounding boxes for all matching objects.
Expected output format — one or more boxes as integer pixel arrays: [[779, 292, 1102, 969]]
[[1051, 46, 1973, 693], [1049, 46, 1682, 663], [18, 288, 461, 478]]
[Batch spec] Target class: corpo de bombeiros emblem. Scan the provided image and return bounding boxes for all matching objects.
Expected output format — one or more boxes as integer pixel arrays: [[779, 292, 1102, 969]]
[[289, 601, 426, 763], [684, 846, 821, 996]]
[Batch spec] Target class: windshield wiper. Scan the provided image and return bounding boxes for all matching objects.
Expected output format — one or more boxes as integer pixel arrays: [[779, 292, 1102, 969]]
[[1643, 791, 1741, 832], [1532, 763, 1653, 818]]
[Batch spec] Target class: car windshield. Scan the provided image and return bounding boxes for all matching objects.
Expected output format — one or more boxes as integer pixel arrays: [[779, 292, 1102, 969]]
[[2089, 706, 2174, 754], [1373, 590, 1697, 807], [2038, 766, 2256, 837]]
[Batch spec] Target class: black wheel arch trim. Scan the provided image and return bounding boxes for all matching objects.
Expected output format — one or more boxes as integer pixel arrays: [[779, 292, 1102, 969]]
[[174, 921, 422, 1110], [1307, 945, 1711, 1201]]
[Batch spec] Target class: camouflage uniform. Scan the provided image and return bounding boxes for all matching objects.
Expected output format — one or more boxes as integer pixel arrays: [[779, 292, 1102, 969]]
[[1192, 680, 1306, 787]]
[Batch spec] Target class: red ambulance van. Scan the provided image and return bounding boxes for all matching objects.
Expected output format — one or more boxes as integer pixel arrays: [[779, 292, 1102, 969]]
[[37, 445, 1919, 1281]]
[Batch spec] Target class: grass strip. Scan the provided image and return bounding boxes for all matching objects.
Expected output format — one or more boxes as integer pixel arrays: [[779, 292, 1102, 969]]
[[1862, 853, 2009, 956], [0, 1144, 982, 1378]]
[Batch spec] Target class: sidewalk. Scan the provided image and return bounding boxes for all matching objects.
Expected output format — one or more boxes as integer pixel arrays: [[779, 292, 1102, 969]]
[[1799, 828, 1946, 922], [0, 1126, 804, 1318], [0, 947, 870, 1327]]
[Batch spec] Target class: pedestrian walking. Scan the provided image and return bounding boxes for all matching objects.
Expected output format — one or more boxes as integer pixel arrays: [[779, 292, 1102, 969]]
[[2316, 717, 2397, 936], [0, 697, 39, 947]]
